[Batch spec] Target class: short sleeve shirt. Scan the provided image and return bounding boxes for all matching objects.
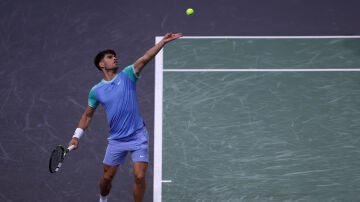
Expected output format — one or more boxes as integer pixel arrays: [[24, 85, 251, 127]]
[[88, 65, 145, 140]]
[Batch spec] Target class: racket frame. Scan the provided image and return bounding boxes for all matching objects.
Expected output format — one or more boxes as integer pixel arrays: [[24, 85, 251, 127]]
[[49, 145, 75, 173]]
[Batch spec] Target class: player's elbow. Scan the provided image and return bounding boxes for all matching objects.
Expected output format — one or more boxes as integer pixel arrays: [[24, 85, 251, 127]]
[[134, 56, 149, 73], [139, 54, 152, 66]]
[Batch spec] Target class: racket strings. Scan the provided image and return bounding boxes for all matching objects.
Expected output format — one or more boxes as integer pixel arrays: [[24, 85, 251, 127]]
[[49, 146, 64, 172]]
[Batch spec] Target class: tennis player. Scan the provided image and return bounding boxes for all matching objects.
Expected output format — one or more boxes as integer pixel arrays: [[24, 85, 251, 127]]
[[68, 32, 182, 202]]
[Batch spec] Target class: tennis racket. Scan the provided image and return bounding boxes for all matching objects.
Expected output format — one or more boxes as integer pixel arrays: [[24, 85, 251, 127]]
[[49, 144, 75, 173]]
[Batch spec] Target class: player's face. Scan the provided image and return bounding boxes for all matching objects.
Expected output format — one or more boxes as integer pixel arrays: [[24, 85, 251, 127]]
[[101, 54, 118, 70]]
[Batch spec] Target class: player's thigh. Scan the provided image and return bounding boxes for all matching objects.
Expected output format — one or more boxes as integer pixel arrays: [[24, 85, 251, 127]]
[[131, 127, 149, 163], [103, 142, 128, 165]]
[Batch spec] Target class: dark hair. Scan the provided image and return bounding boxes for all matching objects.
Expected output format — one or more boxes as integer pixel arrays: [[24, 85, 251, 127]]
[[94, 49, 116, 71]]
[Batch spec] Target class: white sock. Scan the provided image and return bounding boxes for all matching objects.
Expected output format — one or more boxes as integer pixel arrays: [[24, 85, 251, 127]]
[[99, 194, 107, 202]]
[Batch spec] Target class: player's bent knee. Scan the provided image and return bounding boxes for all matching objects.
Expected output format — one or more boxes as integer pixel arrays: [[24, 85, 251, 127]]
[[134, 174, 145, 184], [102, 165, 118, 182], [102, 175, 114, 183], [103, 172, 116, 182]]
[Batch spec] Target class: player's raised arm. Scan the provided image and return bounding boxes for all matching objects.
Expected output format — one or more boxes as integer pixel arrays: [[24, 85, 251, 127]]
[[133, 32, 182, 75]]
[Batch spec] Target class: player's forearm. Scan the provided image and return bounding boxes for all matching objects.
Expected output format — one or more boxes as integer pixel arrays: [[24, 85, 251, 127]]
[[142, 33, 182, 63], [77, 114, 92, 131], [142, 40, 166, 64], [69, 107, 94, 145], [133, 40, 166, 74], [134, 33, 182, 74], [71, 115, 91, 141], [75, 106, 96, 132]]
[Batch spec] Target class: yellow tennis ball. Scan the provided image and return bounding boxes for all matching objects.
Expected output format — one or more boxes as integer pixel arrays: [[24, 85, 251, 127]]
[[186, 8, 194, 16]]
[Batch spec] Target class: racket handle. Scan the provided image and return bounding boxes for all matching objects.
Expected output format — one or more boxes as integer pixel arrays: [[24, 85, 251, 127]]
[[67, 145, 76, 151]]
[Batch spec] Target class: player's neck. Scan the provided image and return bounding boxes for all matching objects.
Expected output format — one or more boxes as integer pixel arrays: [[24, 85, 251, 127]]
[[103, 69, 118, 81]]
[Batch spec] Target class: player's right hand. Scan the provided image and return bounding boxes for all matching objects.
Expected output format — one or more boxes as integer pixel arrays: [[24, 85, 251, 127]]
[[68, 138, 79, 149]]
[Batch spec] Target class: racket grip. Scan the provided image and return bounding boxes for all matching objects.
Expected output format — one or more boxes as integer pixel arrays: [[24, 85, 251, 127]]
[[67, 145, 76, 151]]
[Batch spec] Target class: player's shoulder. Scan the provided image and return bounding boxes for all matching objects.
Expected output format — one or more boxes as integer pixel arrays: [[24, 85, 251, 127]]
[[121, 64, 134, 73], [90, 80, 105, 92], [121, 64, 139, 82]]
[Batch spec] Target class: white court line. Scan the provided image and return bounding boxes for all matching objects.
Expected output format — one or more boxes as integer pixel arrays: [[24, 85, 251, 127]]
[[153, 35, 360, 202], [164, 68, 360, 72], [154, 37, 164, 202]]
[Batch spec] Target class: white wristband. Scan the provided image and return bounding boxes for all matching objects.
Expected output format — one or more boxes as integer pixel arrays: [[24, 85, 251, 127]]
[[72, 128, 84, 139]]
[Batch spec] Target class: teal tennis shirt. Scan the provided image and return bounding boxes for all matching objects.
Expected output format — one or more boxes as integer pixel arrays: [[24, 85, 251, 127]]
[[88, 65, 145, 140]]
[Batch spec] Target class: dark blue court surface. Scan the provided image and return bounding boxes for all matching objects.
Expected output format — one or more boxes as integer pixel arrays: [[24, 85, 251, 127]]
[[1, 0, 360, 201]]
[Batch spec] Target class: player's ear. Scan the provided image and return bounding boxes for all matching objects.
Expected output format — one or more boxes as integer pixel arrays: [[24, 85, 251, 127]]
[[99, 60, 105, 69]]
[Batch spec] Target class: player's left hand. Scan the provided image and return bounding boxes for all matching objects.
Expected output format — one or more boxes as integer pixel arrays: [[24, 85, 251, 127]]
[[162, 33, 183, 43]]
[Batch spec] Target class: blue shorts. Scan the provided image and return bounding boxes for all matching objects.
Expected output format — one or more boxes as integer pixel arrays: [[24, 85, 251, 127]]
[[103, 127, 149, 166]]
